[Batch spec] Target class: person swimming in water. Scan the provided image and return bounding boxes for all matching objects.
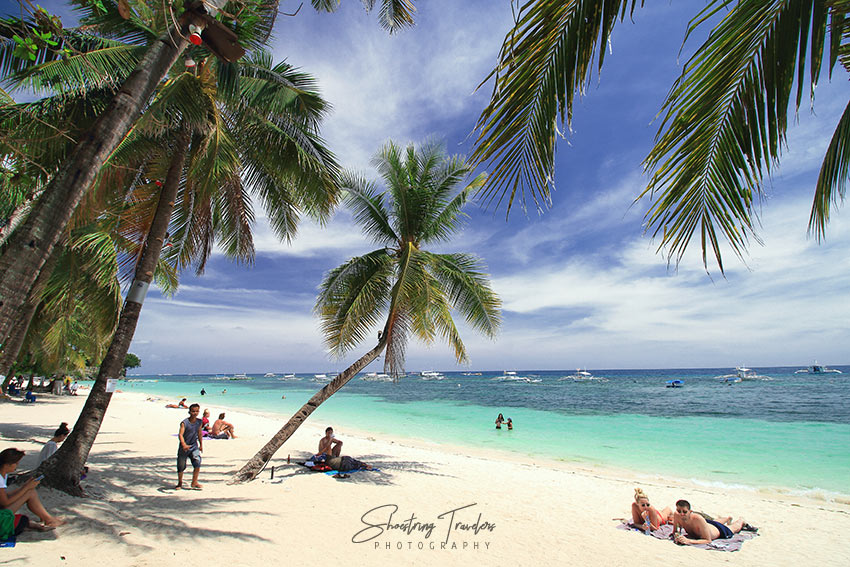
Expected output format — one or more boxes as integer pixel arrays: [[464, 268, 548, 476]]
[[495, 413, 504, 429]]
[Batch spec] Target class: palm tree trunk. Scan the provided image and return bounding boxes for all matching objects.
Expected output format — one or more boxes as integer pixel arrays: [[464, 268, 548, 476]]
[[231, 336, 388, 484], [0, 26, 188, 346], [0, 190, 42, 247], [0, 248, 62, 382], [37, 128, 190, 496], [1, 363, 16, 395]]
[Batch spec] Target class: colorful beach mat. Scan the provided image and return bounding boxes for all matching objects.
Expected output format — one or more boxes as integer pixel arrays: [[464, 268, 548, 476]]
[[617, 522, 757, 552]]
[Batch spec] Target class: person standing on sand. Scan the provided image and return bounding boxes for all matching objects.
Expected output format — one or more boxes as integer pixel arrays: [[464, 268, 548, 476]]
[[0, 448, 66, 529], [176, 404, 203, 489]]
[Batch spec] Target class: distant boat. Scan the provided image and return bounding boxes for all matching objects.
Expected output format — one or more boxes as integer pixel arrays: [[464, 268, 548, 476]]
[[313, 374, 333, 382], [666, 379, 684, 388], [559, 369, 599, 381], [277, 373, 298, 381], [229, 373, 250, 380], [795, 362, 842, 374], [264, 372, 276, 377], [504, 370, 517, 376], [420, 371, 445, 380], [717, 366, 771, 382], [361, 373, 393, 382], [493, 374, 541, 383]]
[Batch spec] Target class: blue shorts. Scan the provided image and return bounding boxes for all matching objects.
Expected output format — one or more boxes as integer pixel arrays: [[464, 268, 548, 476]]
[[177, 447, 201, 472], [707, 519, 734, 540]]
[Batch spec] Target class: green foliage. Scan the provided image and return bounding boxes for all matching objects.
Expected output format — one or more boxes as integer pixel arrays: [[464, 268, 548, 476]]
[[317, 141, 500, 374], [472, 0, 850, 272], [123, 352, 141, 369]]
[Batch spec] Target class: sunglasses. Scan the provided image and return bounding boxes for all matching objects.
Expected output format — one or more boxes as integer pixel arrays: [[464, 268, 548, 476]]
[[640, 503, 651, 508]]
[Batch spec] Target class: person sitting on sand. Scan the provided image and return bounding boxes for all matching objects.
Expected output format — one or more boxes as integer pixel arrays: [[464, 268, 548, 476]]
[[201, 409, 211, 436], [211, 413, 236, 439], [631, 487, 672, 532], [672, 499, 753, 545], [37, 423, 70, 466], [166, 398, 188, 409], [0, 448, 66, 530], [318, 427, 343, 457]]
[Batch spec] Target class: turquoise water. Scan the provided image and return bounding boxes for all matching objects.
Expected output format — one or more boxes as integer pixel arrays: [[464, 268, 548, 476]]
[[115, 367, 850, 497]]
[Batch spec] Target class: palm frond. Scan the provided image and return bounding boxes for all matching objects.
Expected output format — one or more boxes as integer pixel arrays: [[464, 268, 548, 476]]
[[643, 0, 834, 271], [810, 97, 850, 239], [422, 251, 501, 339], [470, 0, 643, 213], [315, 249, 394, 356], [341, 171, 398, 245]]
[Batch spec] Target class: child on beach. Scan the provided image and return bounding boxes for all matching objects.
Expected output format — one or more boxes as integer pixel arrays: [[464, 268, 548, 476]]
[[176, 404, 203, 489], [0, 448, 66, 530]]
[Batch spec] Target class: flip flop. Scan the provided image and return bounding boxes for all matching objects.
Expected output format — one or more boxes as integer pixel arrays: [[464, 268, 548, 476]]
[[333, 473, 350, 479]]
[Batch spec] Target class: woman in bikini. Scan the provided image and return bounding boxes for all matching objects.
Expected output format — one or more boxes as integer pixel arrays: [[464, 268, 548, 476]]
[[631, 487, 672, 532]]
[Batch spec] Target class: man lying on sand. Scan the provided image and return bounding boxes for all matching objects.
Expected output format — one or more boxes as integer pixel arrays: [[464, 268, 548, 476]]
[[672, 499, 756, 545], [0, 448, 66, 530]]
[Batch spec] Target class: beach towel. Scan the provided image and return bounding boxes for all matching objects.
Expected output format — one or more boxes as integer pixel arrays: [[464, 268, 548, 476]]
[[322, 467, 380, 475], [616, 522, 756, 552]]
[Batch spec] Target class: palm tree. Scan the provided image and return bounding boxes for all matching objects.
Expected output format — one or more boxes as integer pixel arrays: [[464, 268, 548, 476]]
[[232, 140, 501, 483], [34, 48, 341, 495], [470, 0, 850, 272]]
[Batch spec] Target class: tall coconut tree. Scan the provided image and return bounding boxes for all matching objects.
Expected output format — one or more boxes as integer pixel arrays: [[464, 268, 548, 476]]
[[470, 0, 850, 272], [233, 140, 501, 483], [35, 48, 341, 495]]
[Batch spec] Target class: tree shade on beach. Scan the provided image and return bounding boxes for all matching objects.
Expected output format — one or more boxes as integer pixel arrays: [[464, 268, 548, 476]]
[[232, 140, 501, 483], [33, 51, 339, 495], [471, 0, 850, 272]]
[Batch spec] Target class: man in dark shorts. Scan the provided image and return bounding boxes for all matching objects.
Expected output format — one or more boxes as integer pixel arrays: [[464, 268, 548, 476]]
[[672, 499, 748, 545], [177, 404, 203, 489]]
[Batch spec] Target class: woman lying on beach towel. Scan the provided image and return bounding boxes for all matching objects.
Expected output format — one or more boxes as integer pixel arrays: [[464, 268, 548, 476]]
[[631, 487, 672, 531]]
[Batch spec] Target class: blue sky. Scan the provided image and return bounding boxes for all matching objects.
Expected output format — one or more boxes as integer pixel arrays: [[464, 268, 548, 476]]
[[21, 2, 850, 373]]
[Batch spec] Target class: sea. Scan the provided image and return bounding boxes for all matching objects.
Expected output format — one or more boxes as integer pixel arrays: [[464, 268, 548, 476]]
[[114, 366, 850, 500]]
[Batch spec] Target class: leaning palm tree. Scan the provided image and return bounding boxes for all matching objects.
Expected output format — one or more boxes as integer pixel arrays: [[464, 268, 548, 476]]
[[233, 140, 501, 483], [471, 0, 850, 272]]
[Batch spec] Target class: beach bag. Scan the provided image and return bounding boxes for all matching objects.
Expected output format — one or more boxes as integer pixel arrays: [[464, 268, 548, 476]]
[[0, 509, 14, 540]]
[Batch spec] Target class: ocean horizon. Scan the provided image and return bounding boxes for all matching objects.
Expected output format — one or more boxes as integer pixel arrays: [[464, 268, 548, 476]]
[[114, 365, 850, 500]]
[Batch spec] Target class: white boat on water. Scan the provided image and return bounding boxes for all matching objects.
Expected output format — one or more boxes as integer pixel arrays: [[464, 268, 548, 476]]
[[313, 374, 333, 382], [559, 369, 599, 381], [420, 371, 445, 380], [717, 366, 771, 382], [493, 374, 541, 383], [229, 373, 250, 380], [277, 373, 299, 381], [795, 362, 842, 374], [361, 372, 394, 382], [264, 372, 276, 377]]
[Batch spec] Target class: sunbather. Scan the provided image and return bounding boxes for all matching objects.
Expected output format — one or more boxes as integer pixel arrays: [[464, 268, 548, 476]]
[[165, 398, 188, 409], [631, 487, 672, 531], [672, 499, 753, 545], [211, 413, 236, 439]]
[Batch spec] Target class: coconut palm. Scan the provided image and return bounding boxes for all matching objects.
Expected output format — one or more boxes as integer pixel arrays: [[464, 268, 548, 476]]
[[233, 140, 501, 483], [471, 0, 850, 272], [32, 48, 340, 495]]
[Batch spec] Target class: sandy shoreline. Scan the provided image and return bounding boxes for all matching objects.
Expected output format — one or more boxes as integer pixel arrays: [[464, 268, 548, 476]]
[[2, 391, 849, 566]]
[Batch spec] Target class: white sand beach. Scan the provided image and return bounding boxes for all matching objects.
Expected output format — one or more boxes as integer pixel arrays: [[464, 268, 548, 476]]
[[1, 391, 849, 566]]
